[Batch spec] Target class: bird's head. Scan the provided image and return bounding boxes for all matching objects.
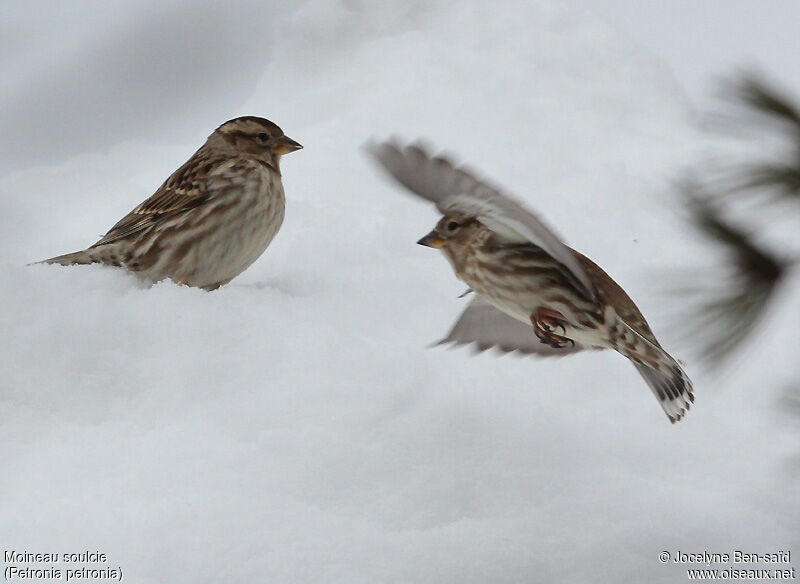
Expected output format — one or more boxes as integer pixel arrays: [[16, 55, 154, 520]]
[[418, 215, 485, 268], [209, 116, 302, 169]]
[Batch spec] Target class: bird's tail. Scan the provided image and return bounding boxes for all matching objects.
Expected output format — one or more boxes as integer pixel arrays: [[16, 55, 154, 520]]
[[611, 317, 694, 423], [39, 249, 98, 266], [38, 247, 121, 266], [632, 359, 694, 423]]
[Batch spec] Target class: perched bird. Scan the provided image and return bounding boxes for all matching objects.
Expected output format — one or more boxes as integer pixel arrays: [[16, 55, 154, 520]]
[[367, 140, 694, 423], [42, 116, 302, 290]]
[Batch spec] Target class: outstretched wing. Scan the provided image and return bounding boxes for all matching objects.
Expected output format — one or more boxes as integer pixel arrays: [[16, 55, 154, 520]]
[[91, 152, 221, 247], [366, 139, 596, 300], [438, 297, 588, 356]]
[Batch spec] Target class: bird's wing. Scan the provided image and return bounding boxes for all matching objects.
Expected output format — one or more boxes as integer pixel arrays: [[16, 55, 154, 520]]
[[437, 297, 588, 356], [91, 153, 227, 247], [366, 140, 597, 300], [571, 250, 661, 346]]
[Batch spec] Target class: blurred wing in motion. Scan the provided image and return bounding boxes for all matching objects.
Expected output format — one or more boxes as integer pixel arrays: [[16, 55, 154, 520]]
[[366, 139, 597, 300], [437, 297, 588, 356]]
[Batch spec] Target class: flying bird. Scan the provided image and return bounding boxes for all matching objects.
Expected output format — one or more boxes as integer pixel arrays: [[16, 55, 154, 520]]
[[42, 116, 302, 290], [366, 140, 693, 423]]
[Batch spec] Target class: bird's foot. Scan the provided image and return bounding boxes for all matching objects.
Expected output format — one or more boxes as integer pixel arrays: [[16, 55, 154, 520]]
[[531, 307, 574, 349]]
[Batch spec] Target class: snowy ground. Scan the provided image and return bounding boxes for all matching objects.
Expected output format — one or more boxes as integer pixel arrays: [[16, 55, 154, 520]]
[[2, 1, 798, 582]]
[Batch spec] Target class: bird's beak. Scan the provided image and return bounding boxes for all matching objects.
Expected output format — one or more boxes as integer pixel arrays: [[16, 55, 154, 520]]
[[417, 231, 446, 249], [272, 135, 303, 155]]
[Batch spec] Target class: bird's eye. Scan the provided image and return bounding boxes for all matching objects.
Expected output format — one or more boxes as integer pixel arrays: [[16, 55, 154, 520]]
[[257, 132, 269, 143], [447, 221, 460, 232]]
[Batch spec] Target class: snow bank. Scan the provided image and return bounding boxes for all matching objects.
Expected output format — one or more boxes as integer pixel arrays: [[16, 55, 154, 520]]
[[1, 1, 796, 582]]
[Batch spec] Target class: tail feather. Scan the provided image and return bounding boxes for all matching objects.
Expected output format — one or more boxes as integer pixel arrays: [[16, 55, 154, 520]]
[[39, 246, 123, 267], [633, 360, 694, 423], [39, 249, 99, 266], [611, 315, 694, 423]]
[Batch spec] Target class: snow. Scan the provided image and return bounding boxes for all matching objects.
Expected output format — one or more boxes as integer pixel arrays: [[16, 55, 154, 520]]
[[1, 1, 797, 582]]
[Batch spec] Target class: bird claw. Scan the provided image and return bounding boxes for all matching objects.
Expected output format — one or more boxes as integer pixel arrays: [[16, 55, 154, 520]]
[[531, 307, 574, 349]]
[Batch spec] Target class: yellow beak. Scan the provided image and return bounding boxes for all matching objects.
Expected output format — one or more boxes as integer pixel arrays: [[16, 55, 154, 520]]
[[271, 135, 303, 155], [417, 231, 446, 249]]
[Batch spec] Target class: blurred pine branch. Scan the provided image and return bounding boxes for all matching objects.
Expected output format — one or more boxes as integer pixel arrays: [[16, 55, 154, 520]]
[[682, 73, 797, 364], [726, 74, 800, 130], [682, 186, 786, 363]]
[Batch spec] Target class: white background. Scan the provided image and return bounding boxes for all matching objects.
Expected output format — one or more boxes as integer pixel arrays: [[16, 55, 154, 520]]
[[2, 1, 797, 582]]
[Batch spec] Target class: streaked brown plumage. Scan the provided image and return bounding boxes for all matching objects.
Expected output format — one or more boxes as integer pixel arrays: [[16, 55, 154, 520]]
[[367, 140, 694, 423], [42, 116, 302, 290]]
